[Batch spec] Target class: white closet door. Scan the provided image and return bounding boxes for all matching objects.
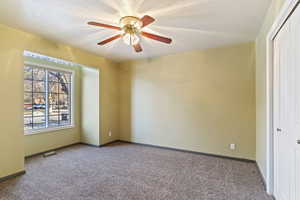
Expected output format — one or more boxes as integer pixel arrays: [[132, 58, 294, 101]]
[[290, 6, 300, 200], [274, 4, 300, 200], [273, 18, 293, 200]]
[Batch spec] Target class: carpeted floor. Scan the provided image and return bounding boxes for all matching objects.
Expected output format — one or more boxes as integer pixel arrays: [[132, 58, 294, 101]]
[[0, 142, 272, 200]]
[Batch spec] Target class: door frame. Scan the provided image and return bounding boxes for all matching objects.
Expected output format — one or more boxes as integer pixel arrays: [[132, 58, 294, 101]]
[[266, 0, 300, 194]]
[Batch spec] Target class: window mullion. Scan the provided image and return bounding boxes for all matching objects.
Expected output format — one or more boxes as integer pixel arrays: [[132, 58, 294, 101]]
[[45, 70, 49, 128]]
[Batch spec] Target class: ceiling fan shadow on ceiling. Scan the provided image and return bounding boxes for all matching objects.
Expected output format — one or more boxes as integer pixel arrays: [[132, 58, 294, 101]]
[[87, 15, 172, 53]]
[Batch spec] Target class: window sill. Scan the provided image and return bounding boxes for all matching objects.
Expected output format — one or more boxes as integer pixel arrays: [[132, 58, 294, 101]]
[[24, 125, 75, 136]]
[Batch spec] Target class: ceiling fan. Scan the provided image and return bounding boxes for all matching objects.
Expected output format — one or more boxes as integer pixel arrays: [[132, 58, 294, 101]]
[[87, 15, 172, 53]]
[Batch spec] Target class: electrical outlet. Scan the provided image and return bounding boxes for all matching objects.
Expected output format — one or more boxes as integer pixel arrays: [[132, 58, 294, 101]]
[[230, 144, 236, 150], [108, 130, 112, 137]]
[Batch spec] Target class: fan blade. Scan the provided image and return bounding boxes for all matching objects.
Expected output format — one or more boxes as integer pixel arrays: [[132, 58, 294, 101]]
[[141, 15, 155, 28], [88, 21, 121, 31], [133, 43, 142, 53], [141, 32, 172, 44], [97, 34, 122, 45]]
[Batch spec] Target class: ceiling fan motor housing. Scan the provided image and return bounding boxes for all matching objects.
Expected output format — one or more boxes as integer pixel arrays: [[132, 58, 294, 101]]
[[119, 16, 143, 31], [120, 16, 142, 45]]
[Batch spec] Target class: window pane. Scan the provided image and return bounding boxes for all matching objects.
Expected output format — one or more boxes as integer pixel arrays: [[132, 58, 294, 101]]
[[24, 93, 32, 104], [59, 72, 68, 84], [24, 117, 33, 124], [33, 81, 45, 92], [60, 114, 70, 126], [24, 80, 32, 92], [59, 83, 70, 94], [49, 104, 59, 115], [33, 93, 46, 105], [49, 82, 59, 93], [48, 71, 59, 82], [33, 68, 45, 81], [49, 93, 58, 105], [24, 105, 32, 117], [24, 66, 32, 80], [24, 124, 32, 131], [49, 115, 59, 127], [59, 104, 70, 114], [24, 117, 33, 130], [60, 72, 72, 83], [33, 104, 45, 116], [33, 116, 46, 129], [59, 94, 69, 105]]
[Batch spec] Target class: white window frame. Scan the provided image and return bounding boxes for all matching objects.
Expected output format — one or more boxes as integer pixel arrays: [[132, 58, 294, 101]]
[[24, 61, 75, 135]]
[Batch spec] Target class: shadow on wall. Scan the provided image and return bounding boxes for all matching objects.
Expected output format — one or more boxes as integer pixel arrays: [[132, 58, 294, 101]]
[[120, 64, 132, 141]]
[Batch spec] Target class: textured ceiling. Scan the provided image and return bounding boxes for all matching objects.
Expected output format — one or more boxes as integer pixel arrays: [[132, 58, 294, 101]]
[[0, 0, 271, 61]]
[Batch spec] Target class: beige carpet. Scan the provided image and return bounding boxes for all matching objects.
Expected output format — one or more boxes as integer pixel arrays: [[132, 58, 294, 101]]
[[0, 142, 272, 200]]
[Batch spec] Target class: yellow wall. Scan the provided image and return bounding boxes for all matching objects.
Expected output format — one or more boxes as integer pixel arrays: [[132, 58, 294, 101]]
[[119, 42, 256, 160], [0, 24, 120, 178], [255, 0, 286, 180], [0, 25, 25, 178]]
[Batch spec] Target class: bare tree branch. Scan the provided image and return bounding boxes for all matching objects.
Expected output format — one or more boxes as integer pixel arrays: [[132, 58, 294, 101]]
[[48, 72, 69, 95]]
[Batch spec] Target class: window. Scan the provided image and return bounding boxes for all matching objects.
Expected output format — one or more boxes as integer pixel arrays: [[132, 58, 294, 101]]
[[24, 64, 73, 134]]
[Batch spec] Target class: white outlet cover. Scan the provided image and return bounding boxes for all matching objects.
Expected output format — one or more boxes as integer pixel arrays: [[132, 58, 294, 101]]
[[230, 144, 236, 150], [109, 131, 112, 137]]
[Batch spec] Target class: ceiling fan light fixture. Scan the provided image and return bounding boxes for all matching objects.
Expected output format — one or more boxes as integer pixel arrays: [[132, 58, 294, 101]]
[[123, 33, 140, 46], [119, 16, 142, 46]]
